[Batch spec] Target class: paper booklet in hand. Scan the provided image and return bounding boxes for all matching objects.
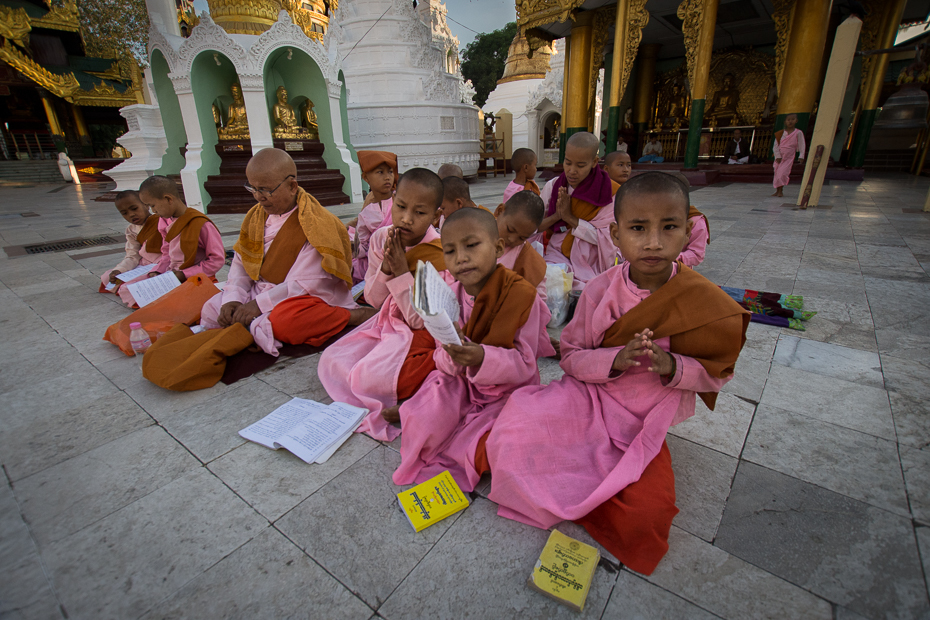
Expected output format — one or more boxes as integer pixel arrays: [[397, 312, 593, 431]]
[[126, 271, 181, 307], [411, 260, 462, 346], [239, 398, 368, 464]]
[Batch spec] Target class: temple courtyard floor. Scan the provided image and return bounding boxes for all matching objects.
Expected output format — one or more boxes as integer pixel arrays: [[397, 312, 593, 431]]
[[0, 173, 928, 620]]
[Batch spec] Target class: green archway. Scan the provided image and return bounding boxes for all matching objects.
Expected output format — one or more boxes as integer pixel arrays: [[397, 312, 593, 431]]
[[150, 50, 187, 175], [190, 50, 239, 204]]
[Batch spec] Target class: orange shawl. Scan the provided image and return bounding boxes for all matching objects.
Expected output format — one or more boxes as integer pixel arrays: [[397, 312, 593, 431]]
[[600, 262, 749, 409], [561, 179, 621, 257], [136, 215, 163, 255], [406, 239, 446, 272], [524, 180, 540, 195], [464, 265, 536, 349], [165, 207, 211, 270], [511, 243, 547, 288]]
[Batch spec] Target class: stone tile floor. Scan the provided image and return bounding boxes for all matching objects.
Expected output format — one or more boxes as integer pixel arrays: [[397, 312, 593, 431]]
[[0, 174, 928, 619]]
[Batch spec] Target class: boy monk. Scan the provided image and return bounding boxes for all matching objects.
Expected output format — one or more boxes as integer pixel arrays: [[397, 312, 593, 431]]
[[319, 168, 449, 441], [99, 190, 162, 296], [604, 150, 632, 186], [118, 176, 224, 307], [392, 208, 555, 491], [199, 148, 374, 355], [495, 190, 548, 300], [347, 150, 398, 282], [502, 148, 540, 204], [538, 131, 619, 290], [437, 163, 464, 179], [438, 177, 490, 227], [772, 113, 805, 197], [485, 172, 749, 576]]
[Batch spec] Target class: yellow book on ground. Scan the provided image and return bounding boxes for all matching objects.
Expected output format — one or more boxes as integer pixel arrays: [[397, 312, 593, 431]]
[[397, 470, 469, 532], [527, 529, 600, 612]]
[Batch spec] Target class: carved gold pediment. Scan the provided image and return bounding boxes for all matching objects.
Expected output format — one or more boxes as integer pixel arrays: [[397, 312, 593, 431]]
[[0, 5, 32, 48], [516, 0, 585, 35], [33, 0, 80, 33], [0, 38, 80, 98], [71, 80, 139, 107], [85, 60, 122, 82]]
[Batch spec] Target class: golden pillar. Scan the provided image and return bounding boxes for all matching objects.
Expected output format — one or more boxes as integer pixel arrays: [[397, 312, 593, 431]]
[[681, 0, 719, 168], [605, 0, 630, 152], [565, 11, 595, 136], [39, 93, 63, 137], [848, 0, 907, 166], [72, 104, 94, 156], [559, 35, 571, 162], [775, 0, 834, 132], [632, 43, 660, 133]]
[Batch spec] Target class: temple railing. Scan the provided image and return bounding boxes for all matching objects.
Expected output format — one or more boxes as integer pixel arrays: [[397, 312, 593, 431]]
[[636, 125, 775, 162]]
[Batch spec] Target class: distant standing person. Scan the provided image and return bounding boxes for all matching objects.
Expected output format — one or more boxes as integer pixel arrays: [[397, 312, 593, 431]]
[[639, 136, 664, 163], [772, 114, 805, 197]]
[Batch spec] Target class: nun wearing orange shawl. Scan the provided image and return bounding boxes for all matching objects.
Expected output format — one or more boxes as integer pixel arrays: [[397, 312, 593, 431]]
[[200, 149, 374, 356], [349, 150, 398, 282]]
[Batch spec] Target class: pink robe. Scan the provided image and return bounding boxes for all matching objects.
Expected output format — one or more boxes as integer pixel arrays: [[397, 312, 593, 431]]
[[200, 206, 357, 355], [393, 284, 555, 491], [318, 225, 454, 441], [349, 197, 393, 283], [497, 243, 548, 302], [540, 178, 619, 291], [118, 215, 225, 307], [502, 180, 526, 205], [772, 128, 806, 188], [486, 262, 731, 529], [679, 215, 709, 268], [101, 222, 163, 292]]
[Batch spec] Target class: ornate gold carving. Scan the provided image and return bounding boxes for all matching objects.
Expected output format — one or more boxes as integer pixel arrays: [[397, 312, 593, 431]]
[[207, 0, 282, 35], [0, 39, 80, 99], [858, 0, 882, 97], [71, 80, 130, 106], [618, 0, 649, 107], [281, 0, 328, 41], [516, 0, 585, 36], [589, 6, 614, 106], [0, 5, 32, 48], [677, 0, 703, 92], [33, 0, 80, 32], [85, 60, 122, 82], [772, 0, 794, 93]]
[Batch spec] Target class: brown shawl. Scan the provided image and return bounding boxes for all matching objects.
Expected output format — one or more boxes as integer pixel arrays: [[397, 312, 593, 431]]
[[165, 207, 211, 270], [601, 262, 749, 409], [524, 179, 540, 195], [561, 179, 621, 257], [234, 188, 353, 285], [136, 215, 163, 254], [405, 239, 446, 272], [463, 265, 536, 349], [511, 242, 547, 288]]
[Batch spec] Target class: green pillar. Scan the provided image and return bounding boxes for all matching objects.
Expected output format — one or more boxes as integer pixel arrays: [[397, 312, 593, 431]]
[[683, 99, 705, 169], [559, 132, 566, 163], [605, 107, 622, 154], [847, 108, 878, 168], [602, 52, 619, 153]]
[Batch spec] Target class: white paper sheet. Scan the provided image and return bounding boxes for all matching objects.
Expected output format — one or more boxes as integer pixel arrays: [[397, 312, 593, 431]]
[[115, 263, 156, 282], [238, 398, 368, 464], [412, 261, 462, 346], [104, 282, 116, 291], [351, 280, 365, 301], [126, 271, 181, 307]]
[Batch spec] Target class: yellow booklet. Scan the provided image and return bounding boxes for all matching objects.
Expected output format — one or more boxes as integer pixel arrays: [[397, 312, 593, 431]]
[[527, 529, 600, 612], [397, 470, 469, 532]]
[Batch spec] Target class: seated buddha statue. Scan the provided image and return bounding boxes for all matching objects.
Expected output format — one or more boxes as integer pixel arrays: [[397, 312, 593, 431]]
[[301, 99, 320, 140], [272, 86, 309, 139], [663, 83, 688, 126], [706, 73, 740, 127], [218, 83, 249, 140]]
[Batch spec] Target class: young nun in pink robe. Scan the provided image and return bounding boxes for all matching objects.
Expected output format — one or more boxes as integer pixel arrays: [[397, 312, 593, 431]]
[[348, 150, 398, 283], [772, 113, 806, 197], [319, 168, 451, 441], [486, 172, 748, 575], [494, 190, 549, 302], [99, 191, 162, 294], [538, 132, 620, 290], [392, 208, 554, 492]]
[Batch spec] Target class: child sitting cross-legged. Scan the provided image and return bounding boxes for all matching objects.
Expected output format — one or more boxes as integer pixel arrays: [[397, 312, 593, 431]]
[[99, 190, 162, 297], [319, 168, 450, 441], [392, 207, 555, 492], [484, 171, 749, 576], [495, 190, 548, 301]]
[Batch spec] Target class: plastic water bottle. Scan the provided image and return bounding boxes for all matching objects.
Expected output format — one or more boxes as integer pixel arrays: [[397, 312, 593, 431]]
[[129, 322, 151, 357]]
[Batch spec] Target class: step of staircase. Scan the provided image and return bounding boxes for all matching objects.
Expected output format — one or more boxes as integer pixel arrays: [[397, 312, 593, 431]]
[[0, 160, 64, 183]]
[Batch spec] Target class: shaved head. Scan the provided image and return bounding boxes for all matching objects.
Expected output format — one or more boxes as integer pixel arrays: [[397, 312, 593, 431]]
[[566, 131, 599, 159], [246, 147, 297, 178], [139, 175, 181, 200], [501, 190, 544, 226], [614, 171, 689, 220], [442, 205, 499, 240], [437, 163, 464, 179], [604, 150, 631, 166], [442, 176, 471, 203]]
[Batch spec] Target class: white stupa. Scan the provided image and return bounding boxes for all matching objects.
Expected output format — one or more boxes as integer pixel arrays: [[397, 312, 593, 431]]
[[329, 0, 480, 175], [483, 33, 554, 157]]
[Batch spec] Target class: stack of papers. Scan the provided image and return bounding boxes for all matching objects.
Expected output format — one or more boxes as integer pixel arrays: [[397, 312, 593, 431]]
[[411, 260, 461, 346]]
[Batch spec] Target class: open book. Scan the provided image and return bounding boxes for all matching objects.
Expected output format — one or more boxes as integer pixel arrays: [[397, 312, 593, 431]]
[[126, 271, 181, 307], [411, 260, 462, 346], [238, 398, 368, 464]]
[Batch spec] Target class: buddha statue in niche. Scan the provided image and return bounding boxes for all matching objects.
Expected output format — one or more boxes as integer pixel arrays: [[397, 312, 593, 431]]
[[272, 86, 311, 139], [706, 73, 741, 127], [301, 98, 320, 140], [218, 83, 250, 139]]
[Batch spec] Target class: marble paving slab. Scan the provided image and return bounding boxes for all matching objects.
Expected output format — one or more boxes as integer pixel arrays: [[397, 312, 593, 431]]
[[716, 461, 929, 620], [603, 571, 720, 619], [666, 436, 737, 542], [900, 446, 930, 525], [668, 391, 756, 458], [772, 336, 883, 388]]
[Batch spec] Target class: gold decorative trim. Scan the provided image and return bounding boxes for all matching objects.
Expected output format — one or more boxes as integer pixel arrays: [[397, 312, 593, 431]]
[[281, 0, 328, 40], [85, 60, 122, 82], [0, 39, 79, 98], [71, 80, 138, 107], [589, 6, 614, 106], [517, 0, 585, 36], [33, 0, 80, 33], [0, 5, 31, 48], [677, 0, 703, 91], [772, 0, 794, 93], [858, 0, 882, 97], [619, 0, 649, 108]]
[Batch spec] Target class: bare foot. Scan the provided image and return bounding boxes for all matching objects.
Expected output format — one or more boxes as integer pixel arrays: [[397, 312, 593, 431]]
[[348, 306, 379, 326], [771, 189, 783, 197], [549, 335, 561, 359], [382, 405, 400, 424]]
